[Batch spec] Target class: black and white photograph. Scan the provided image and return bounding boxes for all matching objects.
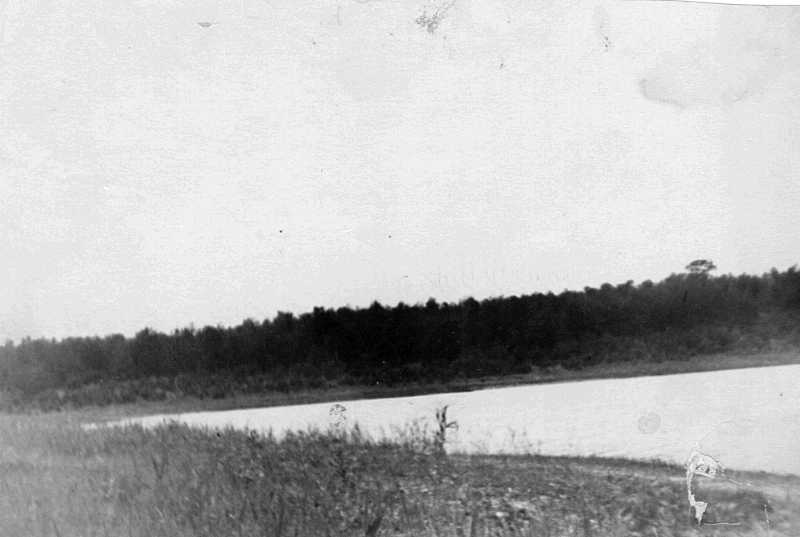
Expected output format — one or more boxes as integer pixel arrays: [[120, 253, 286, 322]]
[[1, 0, 799, 535]]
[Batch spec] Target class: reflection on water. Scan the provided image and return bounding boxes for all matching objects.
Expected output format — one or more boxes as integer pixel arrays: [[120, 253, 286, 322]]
[[103, 364, 800, 475]]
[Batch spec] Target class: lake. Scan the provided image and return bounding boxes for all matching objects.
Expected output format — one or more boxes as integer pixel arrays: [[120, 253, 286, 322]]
[[101, 364, 800, 475]]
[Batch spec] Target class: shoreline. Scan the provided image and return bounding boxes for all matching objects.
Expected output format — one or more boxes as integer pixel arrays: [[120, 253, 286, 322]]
[[61, 349, 800, 421]]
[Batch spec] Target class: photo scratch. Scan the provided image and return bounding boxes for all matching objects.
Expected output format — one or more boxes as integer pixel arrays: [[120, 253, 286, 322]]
[[685, 450, 721, 524]]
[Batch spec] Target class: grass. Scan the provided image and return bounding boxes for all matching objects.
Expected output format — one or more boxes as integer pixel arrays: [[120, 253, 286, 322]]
[[0, 409, 797, 537], [18, 350, 800, 419]]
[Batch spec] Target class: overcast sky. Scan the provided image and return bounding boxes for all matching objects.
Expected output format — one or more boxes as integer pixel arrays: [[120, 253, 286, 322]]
[[1, 0, 799, 341]]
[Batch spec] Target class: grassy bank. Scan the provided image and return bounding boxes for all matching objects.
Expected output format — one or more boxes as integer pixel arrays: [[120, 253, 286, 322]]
[[0, 411, 796, 537], [13, 349, 799, 417]]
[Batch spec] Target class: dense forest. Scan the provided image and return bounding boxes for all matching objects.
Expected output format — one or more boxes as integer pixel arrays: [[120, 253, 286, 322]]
[[2, 262, 800, 408]]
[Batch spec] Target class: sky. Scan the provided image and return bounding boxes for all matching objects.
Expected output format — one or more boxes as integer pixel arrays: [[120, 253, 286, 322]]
[[1, 0, 800, 341]]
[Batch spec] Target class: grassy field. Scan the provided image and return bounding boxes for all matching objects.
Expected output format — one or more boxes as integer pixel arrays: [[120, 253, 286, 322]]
[[0, 408, 797, 537], [39, 350, 800, 420]]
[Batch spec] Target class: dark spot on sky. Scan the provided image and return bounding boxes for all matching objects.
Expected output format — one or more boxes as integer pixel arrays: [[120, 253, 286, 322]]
[[197, 22, 214, 28], [415, 2, 454, 35]]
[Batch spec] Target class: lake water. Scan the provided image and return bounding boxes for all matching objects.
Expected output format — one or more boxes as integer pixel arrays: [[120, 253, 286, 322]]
[[102, 364, 800, 475]]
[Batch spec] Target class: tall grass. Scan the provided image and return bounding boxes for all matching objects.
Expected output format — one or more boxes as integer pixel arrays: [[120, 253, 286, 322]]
[[0, 412, 795, 536]]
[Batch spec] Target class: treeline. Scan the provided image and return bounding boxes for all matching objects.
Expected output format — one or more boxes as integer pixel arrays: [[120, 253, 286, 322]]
[[2, 265, 800, 407]]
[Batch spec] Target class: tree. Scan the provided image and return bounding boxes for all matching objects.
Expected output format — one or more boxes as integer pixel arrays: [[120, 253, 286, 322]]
[[686, 259, 717, 276]]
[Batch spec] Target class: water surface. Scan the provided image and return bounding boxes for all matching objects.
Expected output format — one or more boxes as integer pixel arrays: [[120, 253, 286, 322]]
[[106, 364, 800, 475]]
